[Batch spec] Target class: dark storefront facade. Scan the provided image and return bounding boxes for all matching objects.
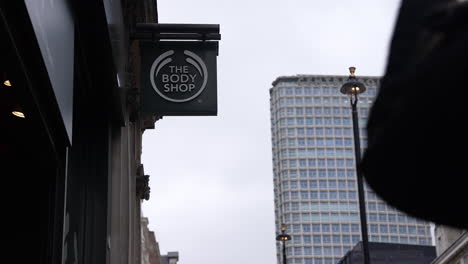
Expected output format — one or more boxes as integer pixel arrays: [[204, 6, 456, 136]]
[[1, 1, 159, 263]]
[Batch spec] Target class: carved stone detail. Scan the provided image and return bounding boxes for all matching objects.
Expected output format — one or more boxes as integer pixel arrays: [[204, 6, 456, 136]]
[[141, 113, 162, 131], [136, 164, 150, 200]]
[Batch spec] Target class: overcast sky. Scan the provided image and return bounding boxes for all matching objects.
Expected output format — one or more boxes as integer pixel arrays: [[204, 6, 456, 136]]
[[141, 1, 402, 263]]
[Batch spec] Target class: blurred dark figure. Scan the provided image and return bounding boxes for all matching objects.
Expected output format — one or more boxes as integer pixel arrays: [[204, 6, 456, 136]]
[[361, 0, 468, 229]]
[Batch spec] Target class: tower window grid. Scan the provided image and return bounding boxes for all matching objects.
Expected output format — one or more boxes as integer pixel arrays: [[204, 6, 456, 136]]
[[270, 76, 432, 264]]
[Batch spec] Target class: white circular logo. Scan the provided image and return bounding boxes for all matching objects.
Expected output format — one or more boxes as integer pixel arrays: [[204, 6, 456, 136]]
[[149, 50, 208, 103]]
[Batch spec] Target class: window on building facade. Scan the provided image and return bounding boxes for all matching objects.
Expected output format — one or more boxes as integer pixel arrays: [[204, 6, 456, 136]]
[[311, 191, 318, 199], [342, 235, 351, 244], [314, 246, 322, 256], [399, 226, 407, 234], [316, 117, 323, 125], [339, 191, 347, 199], [297, 117, 305, 125], [379, 214, 387, 222], [309, 180, 318, 188], [313, 235, 322, 244], [341, 224, 350, 232]]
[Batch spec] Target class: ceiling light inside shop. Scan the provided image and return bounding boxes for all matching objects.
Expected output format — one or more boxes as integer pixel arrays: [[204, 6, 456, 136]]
[[11, 104, 25, 118], [12, 111, 25, 118]]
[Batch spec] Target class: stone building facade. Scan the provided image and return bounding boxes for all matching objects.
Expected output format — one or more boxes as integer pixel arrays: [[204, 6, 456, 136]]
[[432, 226, 468, 264]]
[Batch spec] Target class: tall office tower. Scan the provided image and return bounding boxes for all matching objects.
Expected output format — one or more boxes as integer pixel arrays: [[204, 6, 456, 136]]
[[270, 75, 433, 264]]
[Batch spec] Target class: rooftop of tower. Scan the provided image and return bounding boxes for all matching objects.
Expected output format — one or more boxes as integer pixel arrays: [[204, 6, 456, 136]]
[[271, 74, 381, 87]]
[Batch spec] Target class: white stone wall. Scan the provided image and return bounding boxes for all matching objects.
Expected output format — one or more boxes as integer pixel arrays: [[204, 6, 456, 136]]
[[435, 226, 466, 256], [432, 227, 468, 264]]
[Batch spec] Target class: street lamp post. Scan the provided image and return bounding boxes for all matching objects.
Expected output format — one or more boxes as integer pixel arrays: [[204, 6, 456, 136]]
[[340, 67, 371, 264], [276, 223, 291, 264]]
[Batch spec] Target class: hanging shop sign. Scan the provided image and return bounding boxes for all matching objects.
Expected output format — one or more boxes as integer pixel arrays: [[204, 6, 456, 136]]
[[140, 41, 219, 116]]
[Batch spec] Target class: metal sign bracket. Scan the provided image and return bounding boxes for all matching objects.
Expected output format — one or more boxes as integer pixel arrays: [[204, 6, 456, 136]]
[[132, 23, 221, 42]]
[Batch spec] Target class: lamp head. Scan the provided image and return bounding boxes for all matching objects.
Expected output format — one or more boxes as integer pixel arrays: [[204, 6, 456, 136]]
[[340, 66, 366, 95], [276, 223, 291, 241], [276, 233, 291, 241]]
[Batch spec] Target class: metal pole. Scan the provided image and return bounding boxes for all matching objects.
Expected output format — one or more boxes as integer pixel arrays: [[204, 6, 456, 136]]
[[350, 93, 371, 264], [282, 241, 287, 264]]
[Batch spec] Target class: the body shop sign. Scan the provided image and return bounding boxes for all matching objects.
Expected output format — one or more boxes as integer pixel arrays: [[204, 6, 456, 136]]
[[141, 41, 218, 115]]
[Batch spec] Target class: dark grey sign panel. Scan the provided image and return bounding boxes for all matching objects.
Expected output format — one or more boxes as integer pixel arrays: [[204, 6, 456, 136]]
[[25, 0, 75, 142], [140, 41, 218, 116]]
